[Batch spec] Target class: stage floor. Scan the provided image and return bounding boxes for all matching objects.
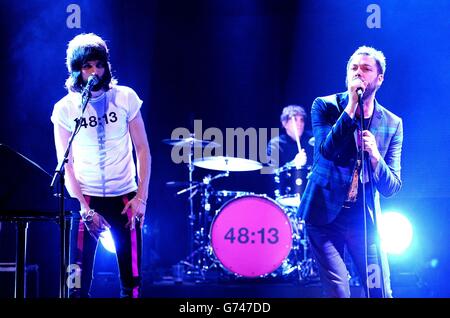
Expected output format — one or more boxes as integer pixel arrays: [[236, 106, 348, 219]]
[[89, 269, 429, 298]]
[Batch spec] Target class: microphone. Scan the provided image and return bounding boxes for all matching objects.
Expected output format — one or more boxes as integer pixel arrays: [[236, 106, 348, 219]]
[[82, 75, 99, 95], [79, 75, 100, 114], [356, 87, 364, 100]]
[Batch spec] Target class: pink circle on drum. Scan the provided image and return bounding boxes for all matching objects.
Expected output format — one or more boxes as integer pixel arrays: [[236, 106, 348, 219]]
[[210, 195, 293, 277]]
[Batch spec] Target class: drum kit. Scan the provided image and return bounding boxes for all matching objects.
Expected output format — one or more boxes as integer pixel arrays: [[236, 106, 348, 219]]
[[163, 136, 318, 283]]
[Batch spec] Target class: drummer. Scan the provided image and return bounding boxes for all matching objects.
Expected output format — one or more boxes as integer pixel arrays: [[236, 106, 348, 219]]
[[267, 105, 314, 171]]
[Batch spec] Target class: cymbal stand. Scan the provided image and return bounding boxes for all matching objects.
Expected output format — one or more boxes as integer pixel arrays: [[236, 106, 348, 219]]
[[297, 223, 318, 283], [187, 141, 195, 267], [172, 139, 197, 279], [278, 213, 318, 283], [176, 171, 229, 281], [278, 207, 303, 279], [197, 172, 230, 276]]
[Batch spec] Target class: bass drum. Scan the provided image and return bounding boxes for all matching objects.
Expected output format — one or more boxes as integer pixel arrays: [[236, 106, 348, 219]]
[[210, 195, 293, 278]]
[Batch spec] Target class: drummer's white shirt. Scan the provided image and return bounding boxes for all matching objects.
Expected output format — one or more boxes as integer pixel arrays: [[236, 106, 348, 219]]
[[51, 85, 143, 197]]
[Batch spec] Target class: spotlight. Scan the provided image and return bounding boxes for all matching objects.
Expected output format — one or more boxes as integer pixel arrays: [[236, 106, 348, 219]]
[[378, 211, 413, 255], [99, 228, 116, 253]]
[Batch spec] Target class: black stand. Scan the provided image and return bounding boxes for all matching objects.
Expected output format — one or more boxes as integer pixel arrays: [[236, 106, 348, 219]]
[[50, 89, 92, 298], [15, 220, 28, 298], [176, 170, 229, 280], [358, 95, 386, 298], [0, 143, 74, 298], [0, 213, 65, 298]]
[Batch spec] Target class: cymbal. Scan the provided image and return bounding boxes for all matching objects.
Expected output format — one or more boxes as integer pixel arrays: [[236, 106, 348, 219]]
[[162, 137, 220, 148], [193, 156, 262, 172], [308, 136, 315, 147]]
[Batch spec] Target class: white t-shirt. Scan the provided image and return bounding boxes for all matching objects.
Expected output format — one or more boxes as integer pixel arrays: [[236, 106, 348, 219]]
[[51, 85, 143, 197]]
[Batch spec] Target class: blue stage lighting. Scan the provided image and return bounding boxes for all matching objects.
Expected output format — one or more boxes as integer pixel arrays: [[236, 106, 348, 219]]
[[99, 229, 116, 253], [379, 211, 413, 255]]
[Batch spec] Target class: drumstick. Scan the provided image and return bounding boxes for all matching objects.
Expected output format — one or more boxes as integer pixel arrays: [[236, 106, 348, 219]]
[[290, 116, 302, 153]]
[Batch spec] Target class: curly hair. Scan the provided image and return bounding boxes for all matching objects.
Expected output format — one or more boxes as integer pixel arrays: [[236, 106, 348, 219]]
[[65, 33, 117, 93]]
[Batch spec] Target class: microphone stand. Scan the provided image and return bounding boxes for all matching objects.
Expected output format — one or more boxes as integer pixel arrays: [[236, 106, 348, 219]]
[[50, 89, 93, 298], [358, 93, 386, 298]]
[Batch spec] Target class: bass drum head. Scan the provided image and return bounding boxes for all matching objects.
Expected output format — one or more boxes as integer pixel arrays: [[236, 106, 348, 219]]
[[210, 195, 293, 277]]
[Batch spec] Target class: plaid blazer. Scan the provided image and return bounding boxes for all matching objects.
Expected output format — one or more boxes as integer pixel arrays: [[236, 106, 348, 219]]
[[299, 92, 403, 226]]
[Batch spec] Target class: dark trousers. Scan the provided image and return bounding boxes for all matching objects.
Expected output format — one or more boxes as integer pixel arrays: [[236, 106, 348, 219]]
[[306, 200, 391, 298], [69, 192, 142, 298]]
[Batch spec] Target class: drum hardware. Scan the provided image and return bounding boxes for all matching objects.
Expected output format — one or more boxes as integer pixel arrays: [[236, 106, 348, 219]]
[[162, 137, 221, 148], [174, 182, 318, 282], [163, 135, 222, 281], [273, 162, 310, 208], [164, 136, 318, 282], [172, 153, 263, 280], [274, 216, 319, 283], [213, 190, 254, 197], [174, 170, 231, 281], [211, 190, 255, 208]]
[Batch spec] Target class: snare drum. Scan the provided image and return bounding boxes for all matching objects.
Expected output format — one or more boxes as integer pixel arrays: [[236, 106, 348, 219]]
[[210, 195, 293, 277], [274, 165, 310, 208]]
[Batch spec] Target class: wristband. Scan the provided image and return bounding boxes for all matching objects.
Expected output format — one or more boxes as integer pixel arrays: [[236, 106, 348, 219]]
[[80, 209, 96, 223]]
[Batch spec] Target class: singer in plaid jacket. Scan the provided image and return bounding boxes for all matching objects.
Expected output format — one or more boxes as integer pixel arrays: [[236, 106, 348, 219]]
[[299, 46, 403, 298]]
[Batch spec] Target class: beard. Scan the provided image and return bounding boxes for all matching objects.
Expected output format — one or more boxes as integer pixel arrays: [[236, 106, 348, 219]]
[[91, 76, 106, 92], [347, 75, 379, 100], [80, 72, 108, 92], [362, 77, 378, 99]]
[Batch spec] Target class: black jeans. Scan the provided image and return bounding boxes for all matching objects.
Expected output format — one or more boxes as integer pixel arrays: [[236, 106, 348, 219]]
[[69, 192, 142, 298], [306, 202, 391, 298]]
